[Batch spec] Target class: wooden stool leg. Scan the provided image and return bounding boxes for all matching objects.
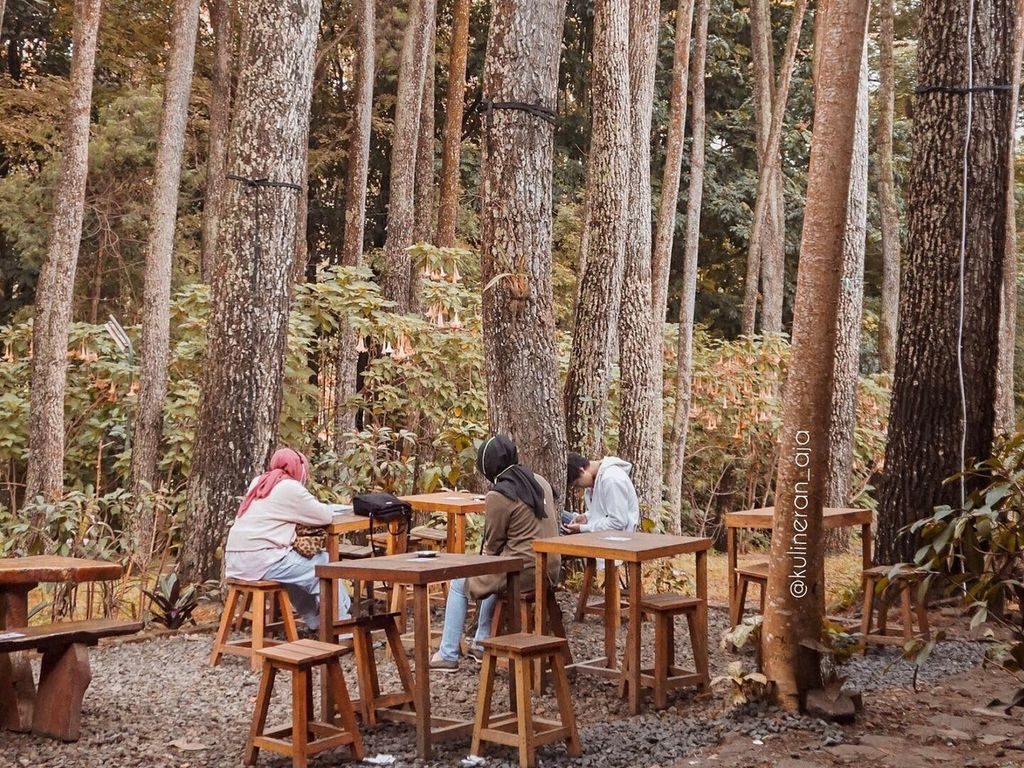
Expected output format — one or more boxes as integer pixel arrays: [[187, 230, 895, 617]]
[[735, 577, 750, 626], [758, 581, 766, 614], [574, 559, 596, 622], [878, 588, 890, 636], [513, 656, 535, 768], [292, 667, 309, 768], [276, 589, 299, 642], [326, 662, 365, 759], [654, 614, 670, 709], [234, 590, 253, 632], [383, 618, 417, 708], [686, 609, 709, 689], [860, 577, 875, 653], [32, 643, 91, 741], [490, 599, 507, 637], [899, 583, 915, 642], [250, 591, 267, 672], [352, 627, 377, 724], [914, 584, 931, 640], [471, 653, 498, 758], [244, 660, 276, 765], [210, 587, 242, 666], [551, 653, 582, 758]]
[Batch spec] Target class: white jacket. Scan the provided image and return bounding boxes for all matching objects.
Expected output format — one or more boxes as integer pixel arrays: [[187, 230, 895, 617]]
[[580, 457, 640, 533]]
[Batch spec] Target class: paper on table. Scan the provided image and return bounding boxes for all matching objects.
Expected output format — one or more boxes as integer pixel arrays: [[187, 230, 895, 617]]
[[0, 631, 25, 640], [603, 536, 631, 542]]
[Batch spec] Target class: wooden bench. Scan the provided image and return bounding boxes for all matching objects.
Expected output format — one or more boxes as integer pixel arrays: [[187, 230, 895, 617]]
[[0, 618, 142, 741]]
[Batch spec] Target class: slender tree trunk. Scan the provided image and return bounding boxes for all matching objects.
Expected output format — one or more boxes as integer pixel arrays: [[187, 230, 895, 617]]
[[200, 0, 233, 283], [876, 0, 1014, 564], [292, 159, 310, 282], [180, 0, 321, 584], [563, 0, 631, 457], [763, 0, 869, 710], [876, 0, 900, 372], [996, 1, 1024, 433], [480, 0, 568, 503], [436, 0, 471, 247], [380, 0, 435, 312], [617, 0, 661, 523], [25, 0, 103, 502], [410, 11, 436, 312], [664, 0, 709, 535], [824, 43, 869, 551], [739, 0, 808, 337]]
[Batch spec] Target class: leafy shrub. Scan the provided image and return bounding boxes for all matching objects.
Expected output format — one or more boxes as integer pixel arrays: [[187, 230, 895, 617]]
[[143, 573, 200, 630]]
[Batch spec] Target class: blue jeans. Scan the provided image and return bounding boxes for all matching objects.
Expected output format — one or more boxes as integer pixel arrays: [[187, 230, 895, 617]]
[[438, 578, 498, 662], [263, 550, 351, 631]]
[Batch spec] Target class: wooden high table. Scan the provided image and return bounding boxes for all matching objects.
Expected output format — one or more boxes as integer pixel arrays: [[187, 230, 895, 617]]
[[399, 491, 486, 554], [326, 510, 405, 560], [725, 506, 874, 622], [0, 556, 124, 731], [317, 552, 522, 759], [532, 532, 712, 715]]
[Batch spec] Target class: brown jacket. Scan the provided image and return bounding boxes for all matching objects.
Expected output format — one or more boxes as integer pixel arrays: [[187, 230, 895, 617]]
[[467, 473, 561, 600]]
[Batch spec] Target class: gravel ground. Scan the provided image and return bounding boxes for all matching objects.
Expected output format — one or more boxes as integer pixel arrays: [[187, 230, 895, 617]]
[[0, 594, 988, 768]]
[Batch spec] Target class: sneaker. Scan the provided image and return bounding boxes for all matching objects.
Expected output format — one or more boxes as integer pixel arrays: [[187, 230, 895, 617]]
[[429, 651, 459, 672], [464, 641, 485, 663]]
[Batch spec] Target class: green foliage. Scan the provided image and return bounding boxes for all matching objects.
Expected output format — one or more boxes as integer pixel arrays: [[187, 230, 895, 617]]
[[143, 573, 199, 630], [712, 660, 770, 706]]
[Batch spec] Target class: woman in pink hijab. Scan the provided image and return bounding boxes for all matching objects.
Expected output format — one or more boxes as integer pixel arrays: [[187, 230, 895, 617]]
[[225, 448, 350, 631]]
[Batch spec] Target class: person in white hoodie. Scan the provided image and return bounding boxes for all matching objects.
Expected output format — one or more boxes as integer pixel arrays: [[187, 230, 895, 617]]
[[562, 453, 640, 533]]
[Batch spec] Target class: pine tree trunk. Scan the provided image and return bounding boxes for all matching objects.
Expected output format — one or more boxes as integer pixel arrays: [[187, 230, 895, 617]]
[[380, 0, 435, 312], [480, 0, 568, 502], [563, 0, 631, 457], [824, 43, 869, 552], [996, 2, 1024, 433], [763, 0, 869, 711], [25, 0, 103, 502], [739, 0, 808, 337], [436, 0, 471, 247], [130, 0, 201, 561], [617, 0, 662, 523], [179, 0, 321, 585], [876, 0, 901, 372], [876, 0, 1014, 565], [199, 0, 233, 283], [410, 12, 436, 313], [664, 0, 709, 535]]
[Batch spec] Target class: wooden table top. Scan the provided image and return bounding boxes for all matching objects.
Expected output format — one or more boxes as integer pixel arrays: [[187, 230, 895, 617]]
[[399, 491, 487, 515], [316, 552, 521, 585], [532, 532, 712, 562], [0, 556, 124, 586], [724, 507, 873, 530]]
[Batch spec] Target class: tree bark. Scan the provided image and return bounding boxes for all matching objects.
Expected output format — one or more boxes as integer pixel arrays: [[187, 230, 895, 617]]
[[410, 9, 436, 312], [824, 42, 869, 551], [664, 0, 709, 535], [380, 0, 435, 313], [739, 0, 808, 337], [876, 0, 901, 372], [25, 0, 103, 502], [480, 0, 568, 503], [180, 0, 321, 584], [763, 0, 869, 711], [876, 0, 1014, 565], [617, 0, 662, 524], [436, 0, 471, 247], [996, 0, 1024, 433], [563, 0, 631, 457], [199, 0, 234, 283], [130, 0, 202, 562]]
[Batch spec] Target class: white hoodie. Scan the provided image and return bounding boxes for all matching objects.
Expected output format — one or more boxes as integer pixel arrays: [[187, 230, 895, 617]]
[[580, 457, 640, 533]]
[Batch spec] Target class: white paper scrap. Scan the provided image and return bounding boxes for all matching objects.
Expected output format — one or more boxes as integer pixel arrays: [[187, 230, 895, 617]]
[[462, 756, 487, 767], [363, 755, 396, 766], [0, 632, 25, 640]]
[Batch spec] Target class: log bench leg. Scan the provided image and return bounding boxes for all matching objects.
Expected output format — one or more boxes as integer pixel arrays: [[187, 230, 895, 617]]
[[32, 643, 92, 741], [2, 586, 37, 732]]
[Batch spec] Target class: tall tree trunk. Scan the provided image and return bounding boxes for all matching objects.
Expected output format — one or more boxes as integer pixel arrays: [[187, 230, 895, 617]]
[[824, 42, 869, 550], [410, 11, 436, 313], [876, 0, 1014, 564], [876, 0, 900, 372], [751, 0, 786, 335], [180, 0, 321, 584], [436, 0, 471, 247], [200, 0, 233, 283], [380, 0, 435, 313], [617, 0, 662, 523], [664, 0, 709, 535], [996, 1, 1024, 433], [130, 0, 201, 562], [763, 0, 869, 711], [563, 0, 631, 457], [25, 0, 103, 502], [480, 0, 568, 502], [739, 0, 809, 337], [292, 159, 310, 282], [335, 0, 375, 440]]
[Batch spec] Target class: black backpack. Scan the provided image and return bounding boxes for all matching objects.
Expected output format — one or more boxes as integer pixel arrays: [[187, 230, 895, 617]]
[[352, 492, 412, 544]]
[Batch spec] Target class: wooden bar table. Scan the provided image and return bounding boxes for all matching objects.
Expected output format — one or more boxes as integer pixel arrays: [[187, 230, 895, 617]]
[[724, 506, 874, 624], [399, 491, 486, 554], [317, 552, 522, 759], [0, 556, 124, 731], [532, 532, 712, 715], [326, 510, 405, 561]]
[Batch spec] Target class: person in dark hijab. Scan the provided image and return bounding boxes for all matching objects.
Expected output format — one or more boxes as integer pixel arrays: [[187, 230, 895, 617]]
[[431, 435, 562, 670]]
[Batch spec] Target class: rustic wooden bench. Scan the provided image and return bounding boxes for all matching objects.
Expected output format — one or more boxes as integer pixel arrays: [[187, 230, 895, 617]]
[[0, 618, 142, 741]]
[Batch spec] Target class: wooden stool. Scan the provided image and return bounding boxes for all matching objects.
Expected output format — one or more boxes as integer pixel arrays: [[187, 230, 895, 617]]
[[731, 562, 768, 627], [860, 565, 930, 650], [489, 589, 573, 685], [574, 558, 629, 621], [410, 525, 448, 550], [472, 633, 581, 768], [245, 639, 362, 768], [622, 594, 709, 709], [210, 579, 299, 671]]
